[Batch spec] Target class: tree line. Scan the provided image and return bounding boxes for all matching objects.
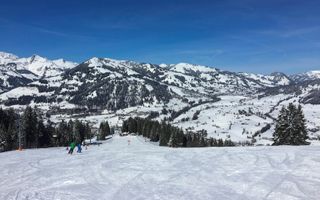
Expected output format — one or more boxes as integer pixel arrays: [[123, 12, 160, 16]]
[[0, 106, 92, 152], [122, 117, 235, 147], [0, 102, 310, 152]]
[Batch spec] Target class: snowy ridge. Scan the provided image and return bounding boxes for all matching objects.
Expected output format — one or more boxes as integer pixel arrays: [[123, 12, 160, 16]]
[[0, 52, 77, 93], [290, 70, 320, 83], [0, 52, 77, 78], [170, 62, 217, 73], [0, 52, 19, 64], [2, 51, 320, 144], [15, 54, 77, 77]]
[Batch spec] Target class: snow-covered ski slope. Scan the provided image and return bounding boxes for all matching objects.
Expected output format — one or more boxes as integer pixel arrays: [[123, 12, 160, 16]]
[[1, 135, 320, 200]]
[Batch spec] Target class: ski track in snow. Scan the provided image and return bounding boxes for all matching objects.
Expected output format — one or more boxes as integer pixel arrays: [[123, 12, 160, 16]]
[[1, 135, 320, 200]]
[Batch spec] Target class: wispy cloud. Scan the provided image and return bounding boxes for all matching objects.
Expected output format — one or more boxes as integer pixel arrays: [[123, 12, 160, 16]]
[[0, 17, 94, 40], [256, 26, 320, 38]]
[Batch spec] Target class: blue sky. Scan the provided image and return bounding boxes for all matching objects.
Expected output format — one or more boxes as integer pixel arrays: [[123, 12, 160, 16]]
[[0, 0, 319, 74]]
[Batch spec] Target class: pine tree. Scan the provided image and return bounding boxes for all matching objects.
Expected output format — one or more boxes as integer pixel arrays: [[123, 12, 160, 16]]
[[273, 106, 289, 145], [98, 122, 106, 140], [217, 138, 224, 147], [32, 108, 40, 148], [39, 120, 53, 147], [273, 104, 309, 145], [22, 107, 38, 148], [67, 119, 74, 143], [98, 121, 110, 140], [57, 120, 69, 146], [168, 131, 178, 147], [74, 120, 85, 144], [128, 117, 137, 133], [159, 121, 170, 146], [37, 118, 46, 147], [85, 122, 92, 141], [0, 124, 8, 151], [122, 120, 129, 133], [105, 121, 110, 136], [292, 104, 309, 145]]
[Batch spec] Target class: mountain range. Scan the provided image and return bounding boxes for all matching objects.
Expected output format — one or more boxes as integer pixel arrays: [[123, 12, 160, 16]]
[[1, 51, 320, 144]]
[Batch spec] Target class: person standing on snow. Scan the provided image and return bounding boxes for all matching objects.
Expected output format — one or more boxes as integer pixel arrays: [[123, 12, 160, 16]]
[[68, 142, 76, 154], [77, 143, 82, 153]]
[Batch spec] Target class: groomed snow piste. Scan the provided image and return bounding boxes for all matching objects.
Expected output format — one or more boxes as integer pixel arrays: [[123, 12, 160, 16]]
[[1, 135, 320, 200]]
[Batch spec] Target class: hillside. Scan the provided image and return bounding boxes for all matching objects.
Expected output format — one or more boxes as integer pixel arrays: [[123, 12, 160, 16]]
[[1, 135, 320, 200]]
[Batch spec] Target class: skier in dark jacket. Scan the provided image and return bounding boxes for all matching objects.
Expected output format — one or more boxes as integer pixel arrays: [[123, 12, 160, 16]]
[[68, 142, 76, 154]]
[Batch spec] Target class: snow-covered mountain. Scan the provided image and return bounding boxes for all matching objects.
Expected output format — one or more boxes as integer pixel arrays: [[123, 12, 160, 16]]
[[20, 55, 77, 77], [1, 51, 320, 144], [43, 57, 295, 111], [0, 52, 19, 64], [0, 52, 37, 93], [0, 52, 77, 93], [290, 70, 320, 82], [0, 51, 77, 78]]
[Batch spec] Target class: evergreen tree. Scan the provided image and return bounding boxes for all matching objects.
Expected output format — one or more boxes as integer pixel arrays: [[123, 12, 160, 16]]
[[98, 121, 110, 140], [168, 131, 178, 147], [32, 107, 40, 147], [98, 122, 106, 140], [273, 103, 309, 145], [122, 120, 129, 133], [292, 104, 309, 145], [217, 138, 224, 147], [22, 106, 38, 148], [159, 121, 170, 146], [67, 120, 74, 143], [0, 108, 18, 151], [105, 121, 110, 136], [85, 122, 92, 141], [128, 117, 137, 133], [74, 120, 85, 144], [37, 118, 46, 147], [39, 120, 53, 147], [57, 120, 69, 146], [273, 106, 288, 145]]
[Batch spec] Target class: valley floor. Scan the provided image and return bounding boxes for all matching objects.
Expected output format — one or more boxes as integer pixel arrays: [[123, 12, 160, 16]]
[[1, 135, 320, 200]]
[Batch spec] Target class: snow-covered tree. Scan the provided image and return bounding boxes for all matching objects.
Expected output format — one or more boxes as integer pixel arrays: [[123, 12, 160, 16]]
[[273, 103, 309, 145]]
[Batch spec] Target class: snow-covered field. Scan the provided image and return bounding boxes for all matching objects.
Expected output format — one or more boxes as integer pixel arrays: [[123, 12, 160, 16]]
[[1, 135, 320, 200]]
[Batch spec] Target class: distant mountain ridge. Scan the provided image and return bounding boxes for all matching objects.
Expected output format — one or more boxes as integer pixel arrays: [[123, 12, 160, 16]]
[[0, 51, 77, 78], [0, 51, 319, 109], [2, 51, 320, 145]]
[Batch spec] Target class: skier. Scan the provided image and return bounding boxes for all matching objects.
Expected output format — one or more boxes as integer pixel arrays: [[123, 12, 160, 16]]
[[77, 143, 82, 153], [68, 142, 76, 154]]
